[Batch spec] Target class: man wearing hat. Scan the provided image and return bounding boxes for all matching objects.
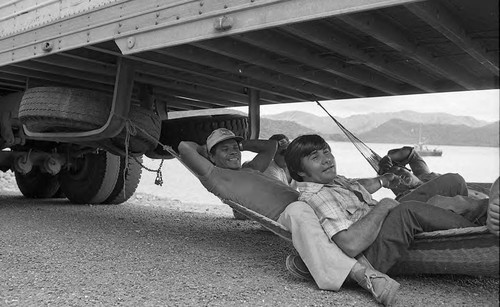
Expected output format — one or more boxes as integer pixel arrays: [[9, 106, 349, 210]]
[[178, 128, 299, 220]]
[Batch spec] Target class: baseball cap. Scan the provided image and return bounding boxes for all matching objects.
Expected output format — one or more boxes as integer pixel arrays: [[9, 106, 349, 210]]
[[206, 128, 243, 152]]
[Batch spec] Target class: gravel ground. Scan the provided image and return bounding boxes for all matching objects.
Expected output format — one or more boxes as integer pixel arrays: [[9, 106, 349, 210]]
[[0, 171, 499, 307]]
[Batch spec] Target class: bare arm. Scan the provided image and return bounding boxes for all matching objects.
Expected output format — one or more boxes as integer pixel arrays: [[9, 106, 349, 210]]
[[178, 141, 212, 177], [241, 139, 278, 172], [357, 173, 400, 194], [332, 198, 399, 257]]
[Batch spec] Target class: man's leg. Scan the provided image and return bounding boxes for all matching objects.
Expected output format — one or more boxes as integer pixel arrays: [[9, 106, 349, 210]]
[[278, 201, 356, 291], [364, 201, 476, 273], [426, 195, 489, 225], [399, 173, 468, 203], [279, 202, 400, 306]]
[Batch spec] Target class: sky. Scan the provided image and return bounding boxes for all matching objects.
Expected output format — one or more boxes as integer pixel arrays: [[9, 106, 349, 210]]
[[231, 89, 500, 122]]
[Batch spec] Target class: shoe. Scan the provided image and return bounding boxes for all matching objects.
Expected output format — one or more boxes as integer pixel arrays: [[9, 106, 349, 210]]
[[286, 255, 313, 280], [350, 261, 399, 307], [364, 268, 400, 306], [387, 146, 415, 167]]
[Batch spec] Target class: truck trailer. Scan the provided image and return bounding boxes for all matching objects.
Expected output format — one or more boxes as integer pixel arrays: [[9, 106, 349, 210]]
[[0, 0, 498, 204]]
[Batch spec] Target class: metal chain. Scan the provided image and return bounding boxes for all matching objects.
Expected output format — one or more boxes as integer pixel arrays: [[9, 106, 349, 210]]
[[118, 114, 180, 187], [132, 156, 164, 186]]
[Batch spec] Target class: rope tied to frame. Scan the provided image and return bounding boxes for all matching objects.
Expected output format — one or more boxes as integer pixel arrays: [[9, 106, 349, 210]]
[[119, 117, 171, 188], [121, 120, 138, 198]]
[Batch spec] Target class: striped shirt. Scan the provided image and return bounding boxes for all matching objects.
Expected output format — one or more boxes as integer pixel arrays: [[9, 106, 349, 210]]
[[297, 175, 377, 239]]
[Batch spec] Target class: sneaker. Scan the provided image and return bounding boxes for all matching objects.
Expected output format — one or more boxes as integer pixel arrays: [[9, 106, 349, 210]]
[[286, 255, 313, 280]]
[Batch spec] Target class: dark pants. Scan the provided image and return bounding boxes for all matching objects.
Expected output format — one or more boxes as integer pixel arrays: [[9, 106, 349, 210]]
[[401, 173, 488, 225], [363, 201, 476, 273], [399, 173, 468, 202]]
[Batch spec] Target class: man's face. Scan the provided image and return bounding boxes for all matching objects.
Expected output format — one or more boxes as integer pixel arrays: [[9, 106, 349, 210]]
[[298, 146, 337, 184], [210, 139, 241, 170]]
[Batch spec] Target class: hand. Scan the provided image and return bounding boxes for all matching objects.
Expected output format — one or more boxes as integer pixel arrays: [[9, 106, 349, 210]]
[[487, 180, 499, 235], [487, 200, 499, 235], [390, 167, 422, 188], [278, 138, 289, 149], [381, 173, 402, 189], [377, 155, 393, 175], [377, 198, 400, 211]]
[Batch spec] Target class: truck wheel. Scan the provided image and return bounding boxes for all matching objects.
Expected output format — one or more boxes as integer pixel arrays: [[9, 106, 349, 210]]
[[59, 151, 121, 204], [150, 114, 248, 157], [14, 167, 60, 198], [19, 87, 161, 153], [104, 155, 143, 204], [19, 87, 111, 132]]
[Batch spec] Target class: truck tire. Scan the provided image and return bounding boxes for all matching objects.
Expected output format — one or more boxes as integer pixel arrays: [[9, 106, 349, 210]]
[[19, 87, 161, 153], [19, 87, 111, 132], [104, 155, 142, 204], [14, 167, 60, 198], [150, 114, 248, 157], [59, 151, 121, 204]]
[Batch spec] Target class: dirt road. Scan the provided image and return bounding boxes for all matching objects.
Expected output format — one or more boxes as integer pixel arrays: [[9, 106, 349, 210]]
[[1, 188, 499, 306]]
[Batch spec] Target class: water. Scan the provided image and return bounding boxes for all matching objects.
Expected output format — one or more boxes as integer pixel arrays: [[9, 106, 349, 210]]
[[328, 142, 499, 200], [137, 142, 499, 204]]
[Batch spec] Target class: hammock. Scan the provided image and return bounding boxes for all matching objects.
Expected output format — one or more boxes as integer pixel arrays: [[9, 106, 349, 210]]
[[158, 130, 498, 278], [225, 198, 499, 278]]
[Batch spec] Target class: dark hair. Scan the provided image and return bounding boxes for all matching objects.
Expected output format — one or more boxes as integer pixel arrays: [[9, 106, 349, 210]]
[[285, 134, 330, 182]]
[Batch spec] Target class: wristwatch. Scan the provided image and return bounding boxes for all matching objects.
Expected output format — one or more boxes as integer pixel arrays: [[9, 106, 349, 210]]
[[378, 177, 385, 188]]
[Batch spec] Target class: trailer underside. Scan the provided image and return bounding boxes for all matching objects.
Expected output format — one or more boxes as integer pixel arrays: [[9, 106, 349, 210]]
[[0, 0, 498, 111]]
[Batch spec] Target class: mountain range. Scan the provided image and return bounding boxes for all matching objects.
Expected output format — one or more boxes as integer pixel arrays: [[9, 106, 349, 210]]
[[169, 109, 499, 147], [263, 110, 490, 134], [263, 111, 498, 147]]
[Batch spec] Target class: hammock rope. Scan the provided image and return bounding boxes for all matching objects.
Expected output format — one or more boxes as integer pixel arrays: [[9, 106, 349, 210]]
[[315, 100, 382, 173]]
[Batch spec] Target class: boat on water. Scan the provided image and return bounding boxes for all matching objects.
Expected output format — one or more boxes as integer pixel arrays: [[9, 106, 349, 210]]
[[415, 124, 442, 156], [415, 142, 443, 157]]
